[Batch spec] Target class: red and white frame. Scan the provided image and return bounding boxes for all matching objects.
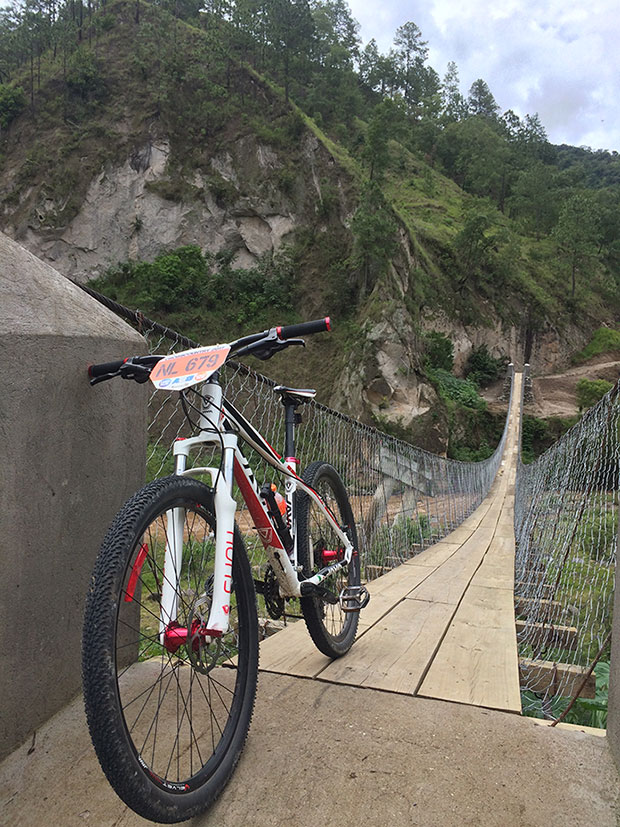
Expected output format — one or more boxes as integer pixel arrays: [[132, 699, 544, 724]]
[[164, 379, 354, 639]]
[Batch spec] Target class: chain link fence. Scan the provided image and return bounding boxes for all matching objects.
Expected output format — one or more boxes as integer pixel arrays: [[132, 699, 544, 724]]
[[515, 366, 619, 723], [81, 285, 513, 580]]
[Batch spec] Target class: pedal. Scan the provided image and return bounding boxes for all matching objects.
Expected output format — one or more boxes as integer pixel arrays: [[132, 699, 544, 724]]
[[299, 582, 339, 604], [339, 585, 370, 613]]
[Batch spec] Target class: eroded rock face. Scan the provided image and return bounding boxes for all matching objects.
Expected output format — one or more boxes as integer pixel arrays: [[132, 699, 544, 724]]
[[333, 311, 448, 452], [9, 134, 332, 282], [420, 309, 586, 377]]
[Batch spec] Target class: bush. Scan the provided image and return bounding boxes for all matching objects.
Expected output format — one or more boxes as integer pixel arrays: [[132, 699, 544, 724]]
[[66, 49, 104, 100], [423, 331, 454, 371], [429, 368, 486, 410], [465, 344, 507, 387], [0, 84, 26, 129], [576, 378, 613, 411], [93, 244, 294, 324]]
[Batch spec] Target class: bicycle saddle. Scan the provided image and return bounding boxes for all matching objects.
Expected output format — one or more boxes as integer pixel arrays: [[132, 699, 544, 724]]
[[274, 385, 316, 405]]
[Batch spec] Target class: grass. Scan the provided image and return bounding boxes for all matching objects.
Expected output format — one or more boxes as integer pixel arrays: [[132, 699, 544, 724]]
[[521, 661, 610, 727], [573, 327, 620, 364]]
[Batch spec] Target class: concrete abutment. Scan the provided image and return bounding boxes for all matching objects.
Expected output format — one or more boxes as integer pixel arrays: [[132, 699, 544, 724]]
[[0, 232, 147, 760]]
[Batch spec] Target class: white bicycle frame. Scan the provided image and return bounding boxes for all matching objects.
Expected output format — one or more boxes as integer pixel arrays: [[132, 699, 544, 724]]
[[158, 377, 355, 642]]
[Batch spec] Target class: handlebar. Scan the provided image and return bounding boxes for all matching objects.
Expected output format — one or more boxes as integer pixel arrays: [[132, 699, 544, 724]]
[[88, 355, 162, 385], [277, 317, 330, 340], [88, 358, 127, 380], [89, 318, 332, 385]]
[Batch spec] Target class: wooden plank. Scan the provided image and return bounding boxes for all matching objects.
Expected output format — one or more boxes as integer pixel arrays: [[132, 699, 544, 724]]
[[439, 526, 475, 545], [471, 535, 515, 590], [515, 596, 563, 616], [494, 511, 515, 538], [460, 497, 494, 526], [515, 620, 578, 650], [519, 658, 596, 699], [418, 585, 521, 712], [352, 592, 413, 631], [258, 620, 331, 678], [405, 542, 461, 568], [531, 718, 605, 736], [317, 599, 455, 694], [410, 527, 493, 605], [519, 568, 549, 585], [516, 582, 554, 599], [366, 564, 435, 600], [365, 564, 391, 581], [408, 550, 484, 605]]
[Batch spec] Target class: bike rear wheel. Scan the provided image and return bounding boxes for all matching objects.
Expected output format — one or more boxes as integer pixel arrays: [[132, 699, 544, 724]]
[[296, 461, 360, 658], [82, 476, 258, 824]]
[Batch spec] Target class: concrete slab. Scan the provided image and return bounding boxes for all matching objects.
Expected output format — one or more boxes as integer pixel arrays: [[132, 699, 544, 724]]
[[1, 673, 618, 827]]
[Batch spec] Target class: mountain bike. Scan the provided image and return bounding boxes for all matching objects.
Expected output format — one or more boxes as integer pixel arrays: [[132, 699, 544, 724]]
[[82, 317, 369, 824]]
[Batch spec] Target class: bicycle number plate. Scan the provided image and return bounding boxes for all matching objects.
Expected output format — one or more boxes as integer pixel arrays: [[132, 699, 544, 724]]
[[150, 344, 231, 390]]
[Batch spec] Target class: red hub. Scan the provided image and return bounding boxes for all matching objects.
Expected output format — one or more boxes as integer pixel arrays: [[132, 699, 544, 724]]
[[163, 619, 210, 654], [319, 548, 345, 565]]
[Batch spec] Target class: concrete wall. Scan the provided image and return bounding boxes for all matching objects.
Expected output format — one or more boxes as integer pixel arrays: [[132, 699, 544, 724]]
[[608, 525, 620, 770], [0, 232, 148, 760]]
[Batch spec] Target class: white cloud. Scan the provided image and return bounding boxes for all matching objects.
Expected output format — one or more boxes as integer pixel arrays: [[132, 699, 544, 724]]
[[347, 0, 620, 151]]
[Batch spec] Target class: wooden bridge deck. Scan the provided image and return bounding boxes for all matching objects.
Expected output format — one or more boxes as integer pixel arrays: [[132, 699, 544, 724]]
[[259, 373, 523, 713]]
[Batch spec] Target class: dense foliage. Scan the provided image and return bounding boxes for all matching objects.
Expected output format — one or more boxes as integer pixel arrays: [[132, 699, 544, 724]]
[[0, 0, 618, 458], [92, 244, 295, 331], [1, 0, 619, 329]]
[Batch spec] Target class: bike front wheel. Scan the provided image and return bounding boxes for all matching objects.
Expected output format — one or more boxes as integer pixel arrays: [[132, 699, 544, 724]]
[[82, 476, 258, 823], [297, 461, 360, 658]]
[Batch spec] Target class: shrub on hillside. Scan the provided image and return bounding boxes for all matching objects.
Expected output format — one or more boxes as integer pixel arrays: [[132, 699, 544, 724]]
[[576, 378, 613, 411], [429, 368, 486, 410], [0, 84, 26, 129], [465, 344, 507, 387], [423, 331, 454, 371]]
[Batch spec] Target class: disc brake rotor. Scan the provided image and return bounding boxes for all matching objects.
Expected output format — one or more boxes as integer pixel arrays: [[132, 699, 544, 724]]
[[187, 594, 222, 674]]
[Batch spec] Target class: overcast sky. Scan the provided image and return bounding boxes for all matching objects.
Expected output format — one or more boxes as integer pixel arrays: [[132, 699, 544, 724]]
[[346, 0, 619, 153]]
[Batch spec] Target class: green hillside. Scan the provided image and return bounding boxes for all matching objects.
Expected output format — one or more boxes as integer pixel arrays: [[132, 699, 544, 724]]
[[1, 0, 619, 453]]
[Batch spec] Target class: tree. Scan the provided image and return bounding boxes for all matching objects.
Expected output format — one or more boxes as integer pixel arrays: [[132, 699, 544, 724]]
[[553, 192, 601, 297], [393, 20, 427, 109], [467, 78, 499, 120], [362, 98, 404, 181], [596, 187, 620, 267], [454, 208, 496, 287], [0, 81, 26, 127], [441, 61, 467, 123], [358, 38, 398, 98], [266, 0, 315, 101], [437, 116, 511, 208], [507, 161, 559, 237], [351, 181, 397, 295], [311, 0, 359, 61]]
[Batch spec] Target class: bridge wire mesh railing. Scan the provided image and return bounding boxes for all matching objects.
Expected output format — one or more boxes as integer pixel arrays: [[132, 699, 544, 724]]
[[81, 286, 514, 583], [514, 367, 619, 723]]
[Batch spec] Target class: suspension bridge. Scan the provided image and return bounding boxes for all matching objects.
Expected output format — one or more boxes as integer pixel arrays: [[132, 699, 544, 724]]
[[77, 291, 618, 720], [2, 287, 619, 826], [259, 373, 523, 711]]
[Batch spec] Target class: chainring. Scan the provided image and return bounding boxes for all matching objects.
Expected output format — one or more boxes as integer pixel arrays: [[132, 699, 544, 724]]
[[263, 565, 285, 620]]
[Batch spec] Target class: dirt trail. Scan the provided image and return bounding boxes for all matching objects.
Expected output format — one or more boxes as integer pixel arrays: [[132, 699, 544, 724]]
[[482, 354, 620, 418]]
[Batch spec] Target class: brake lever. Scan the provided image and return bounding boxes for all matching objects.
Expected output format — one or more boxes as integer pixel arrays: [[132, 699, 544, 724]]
[[89, 371, 120, 386], [119, 359, 153, 383], [234, 336, 305, 361], [252, 338, 305, 361]]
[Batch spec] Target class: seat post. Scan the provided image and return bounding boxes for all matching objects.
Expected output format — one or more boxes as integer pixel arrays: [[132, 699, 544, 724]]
[[274, 385, 316, 460], [283, 400, 298, 459]]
